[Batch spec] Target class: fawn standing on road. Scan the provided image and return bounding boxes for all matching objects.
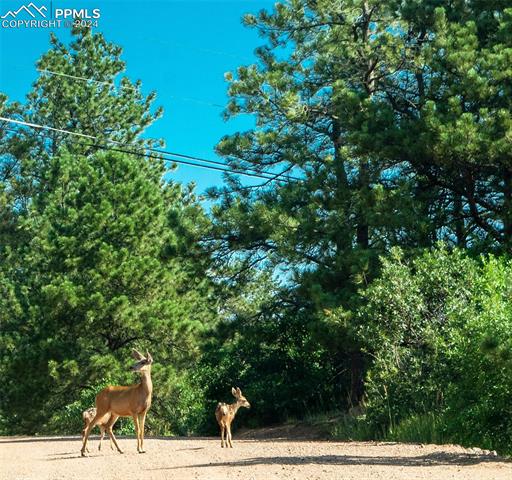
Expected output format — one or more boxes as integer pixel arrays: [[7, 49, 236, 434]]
[[80, 350, 153, 457], [215, 387, 251, 448], [81, 407, 113, 452]]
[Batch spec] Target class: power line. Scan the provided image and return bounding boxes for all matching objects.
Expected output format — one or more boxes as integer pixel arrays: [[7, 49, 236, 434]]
[[4, 124, 273, 180], [38, 68, 225, 109], [0, 116, 296, 183], [150, 148, 301, 181], [26, 69, 290, 175], [0, 116, 300, 181], [29, 71, 271, 172], [138, 36, 253, 63], [81, 142, 280, 180], [38, 69, 122, 90], [0, 117, 95, 139]]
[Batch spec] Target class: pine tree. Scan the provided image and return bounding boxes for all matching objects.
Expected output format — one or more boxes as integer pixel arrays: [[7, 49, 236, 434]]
[[0, 29, 214, 434], [1, 150, 213, 432], [210, 0, 512, 407], [211, 0, 426, 404]]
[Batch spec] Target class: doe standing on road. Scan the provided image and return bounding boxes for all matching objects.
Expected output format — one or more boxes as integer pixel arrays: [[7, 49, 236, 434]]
[[80, 349, 153, 456]]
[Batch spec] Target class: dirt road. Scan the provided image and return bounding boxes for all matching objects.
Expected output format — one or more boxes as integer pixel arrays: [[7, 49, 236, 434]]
[[1, 436, 510, 480]]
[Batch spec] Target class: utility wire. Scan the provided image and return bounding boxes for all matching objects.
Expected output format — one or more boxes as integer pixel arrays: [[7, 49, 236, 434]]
[[7, 65, 225, 109], [38, 69, 122, 90], [4, 124, 276, 180], [0, 117, 95, 139], [0, 116, 295, 183], [30, 70, 293, 176], [151, 147, 300, 181], [80, 141, 280, 180], [38, 68, 224, 109], [0, 116, 300, 181]]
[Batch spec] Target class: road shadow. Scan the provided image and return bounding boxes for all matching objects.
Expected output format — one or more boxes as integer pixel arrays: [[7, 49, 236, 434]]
[[46, 454, 85, 461], [0, 437, 80, 444], [46, 452, 77, 456], [0, 435, 213, 444], [175, 447, 206, 452], [150, 452, 508, 471]]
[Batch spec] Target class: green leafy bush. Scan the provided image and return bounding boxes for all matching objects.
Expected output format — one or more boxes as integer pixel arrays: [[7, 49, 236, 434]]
[[358, 247, 512, 454], [47, 378, 134, 435], [330, 414, 374, 441], [387, 413, 446, 445]]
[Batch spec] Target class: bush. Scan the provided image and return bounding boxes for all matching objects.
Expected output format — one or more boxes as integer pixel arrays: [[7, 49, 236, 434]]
[[47, 378, 134, 435], [149, 367, 208, 436], [387, 413, 446, 444], [330, 414, 374, 441], [358, 246, 512, 454]]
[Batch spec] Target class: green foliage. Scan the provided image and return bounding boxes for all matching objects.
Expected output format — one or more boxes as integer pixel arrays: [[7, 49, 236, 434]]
[[209, 0, 512, 419], [0, 149, 214, 433], [2, 1, 512, 452], [196, 272, 349, 431], [387, 413, 446, 445], [149, 368, 208, 436], [0, 28, 215, 436], [46, 378, 134, 435], [359, 248, 512, 454], [330, 415, 374, 442]]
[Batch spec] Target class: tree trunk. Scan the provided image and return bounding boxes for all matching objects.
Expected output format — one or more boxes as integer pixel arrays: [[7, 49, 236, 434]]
[[349, 351, 365, 406], [503, 167, 512, 251]]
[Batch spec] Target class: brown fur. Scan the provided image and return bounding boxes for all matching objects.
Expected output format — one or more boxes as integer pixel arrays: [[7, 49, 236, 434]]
[[80, 350, 153, 457], [215, 387, 250, 448], [81, 407, 113, 452]]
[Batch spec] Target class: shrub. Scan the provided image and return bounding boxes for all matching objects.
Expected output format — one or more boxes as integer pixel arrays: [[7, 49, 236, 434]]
[[358, 246, 512, 454], [47, 378, 135, 435]]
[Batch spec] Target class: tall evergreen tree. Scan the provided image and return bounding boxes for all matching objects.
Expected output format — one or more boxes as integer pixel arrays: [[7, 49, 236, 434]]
[[2, 26, 162, 212], [1, 150, 213, 432], [0, 29, 214, 434], [211, 0, 424, 404], [210, 0, 512, 407]]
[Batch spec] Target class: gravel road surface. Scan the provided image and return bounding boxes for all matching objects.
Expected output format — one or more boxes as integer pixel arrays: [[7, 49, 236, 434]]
[[1, 436, 510, 480]]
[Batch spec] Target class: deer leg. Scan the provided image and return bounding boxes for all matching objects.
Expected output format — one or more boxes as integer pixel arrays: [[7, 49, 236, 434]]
[[106, 414, 123, 454], [81, 413, 103, 456], [227, 424, 233, 448], [98, 425, 105, 451], [82, 423, 90, 453], [220, 424, 225, 448], [108, 416, 117, 450], [132, 414, 141, 452], [138, 412, 147, 453]]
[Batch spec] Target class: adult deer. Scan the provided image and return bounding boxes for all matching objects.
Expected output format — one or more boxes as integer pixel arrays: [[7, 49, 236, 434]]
[[81, 407, 113, 452], [215, 387, 250, 448], [80, 350, 153, 457]]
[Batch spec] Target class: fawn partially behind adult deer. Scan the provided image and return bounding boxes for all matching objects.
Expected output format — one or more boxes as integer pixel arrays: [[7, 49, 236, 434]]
[[80, 349, 153, 457], [81, 407, 113, 453]]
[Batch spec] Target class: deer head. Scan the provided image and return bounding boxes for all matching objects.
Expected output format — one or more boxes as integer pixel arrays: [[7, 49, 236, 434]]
[[131, 349, 153, 373], [231, 387, 250, 409]]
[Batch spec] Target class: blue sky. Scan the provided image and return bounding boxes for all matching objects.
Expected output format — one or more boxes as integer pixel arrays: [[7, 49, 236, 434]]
[[0, 0, 274, 193]]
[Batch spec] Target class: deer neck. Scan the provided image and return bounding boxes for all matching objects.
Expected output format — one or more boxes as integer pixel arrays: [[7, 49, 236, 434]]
[[139, 368, 153, 396], [230, 400, 242, 415]]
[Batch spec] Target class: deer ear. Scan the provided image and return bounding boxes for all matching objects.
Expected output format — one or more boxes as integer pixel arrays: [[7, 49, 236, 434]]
[[132, 349, 145, 360], [236, 387, 242, 396], [231, 387, 237, 397], [146, 351, 153, 364]]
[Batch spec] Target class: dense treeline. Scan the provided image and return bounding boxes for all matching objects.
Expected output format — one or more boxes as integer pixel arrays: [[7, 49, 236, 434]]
[[1, 1, 512, 454], [202, 0, 512, 449]]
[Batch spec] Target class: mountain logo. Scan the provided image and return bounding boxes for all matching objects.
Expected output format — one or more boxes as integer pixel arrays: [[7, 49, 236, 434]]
[[1, 3, 47, 19]]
